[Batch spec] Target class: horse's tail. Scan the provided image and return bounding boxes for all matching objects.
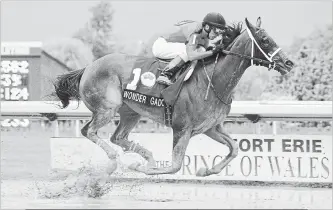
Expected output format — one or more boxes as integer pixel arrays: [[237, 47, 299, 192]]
[[53, 68, 85, 109]]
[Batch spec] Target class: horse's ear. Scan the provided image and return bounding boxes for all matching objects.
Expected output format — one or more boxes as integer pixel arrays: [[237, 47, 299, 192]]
[[256, 17, 261, 28], [245, 18, 256, 33]]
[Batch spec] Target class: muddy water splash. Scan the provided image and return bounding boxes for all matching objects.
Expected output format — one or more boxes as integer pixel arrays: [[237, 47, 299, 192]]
[[35, 164, 119, 199]]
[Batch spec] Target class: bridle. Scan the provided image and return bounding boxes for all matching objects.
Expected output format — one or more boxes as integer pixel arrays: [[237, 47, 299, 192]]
[[202, 24, 282, 105], [222, 25, 282, 70], [246, 27, 281, 70]]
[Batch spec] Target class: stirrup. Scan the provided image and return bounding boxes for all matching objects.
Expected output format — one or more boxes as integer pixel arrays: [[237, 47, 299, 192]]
[[156, 75, 173, 86]]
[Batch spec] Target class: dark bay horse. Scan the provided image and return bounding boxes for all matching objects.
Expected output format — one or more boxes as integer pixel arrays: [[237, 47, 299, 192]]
[[53, 18, 294, 177]]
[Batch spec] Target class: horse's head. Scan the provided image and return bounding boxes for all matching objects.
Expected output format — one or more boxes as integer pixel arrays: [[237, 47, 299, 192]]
[[245, 17, 294, 75]]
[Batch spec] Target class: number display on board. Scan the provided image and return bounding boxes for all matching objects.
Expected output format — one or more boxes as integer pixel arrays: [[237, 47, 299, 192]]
[[1, 119, 30, 127], [1, 60, 29, 74], [0, 60, 30, 127], [1, 74, 23, 86], [0, 60, 30, 101], [1, 87, 29, 100]]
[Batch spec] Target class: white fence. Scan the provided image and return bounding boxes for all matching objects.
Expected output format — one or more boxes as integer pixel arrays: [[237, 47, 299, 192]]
[[1, 100, 332, 136], [2, 100, 332, 119], [2, 100, 332, 184]]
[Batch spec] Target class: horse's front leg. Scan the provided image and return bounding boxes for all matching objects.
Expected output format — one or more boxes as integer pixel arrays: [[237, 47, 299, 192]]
[[197, 124, 239, 177], [129, 129, 191, 175]]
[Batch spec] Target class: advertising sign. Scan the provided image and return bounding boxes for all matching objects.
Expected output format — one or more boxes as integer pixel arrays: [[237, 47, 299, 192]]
[[50, 133, 332, 183]]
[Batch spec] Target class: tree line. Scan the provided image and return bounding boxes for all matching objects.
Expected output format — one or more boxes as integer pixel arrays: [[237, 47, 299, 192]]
[[43, 1, 332, 102]]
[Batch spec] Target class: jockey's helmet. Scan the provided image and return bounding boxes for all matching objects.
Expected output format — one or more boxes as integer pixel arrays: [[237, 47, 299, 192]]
[[203, 12, 226, 29]]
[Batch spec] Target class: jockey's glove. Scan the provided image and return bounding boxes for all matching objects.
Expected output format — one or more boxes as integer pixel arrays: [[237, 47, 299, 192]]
[[206, 46, 214, 51], [211, 44, 225, 54]]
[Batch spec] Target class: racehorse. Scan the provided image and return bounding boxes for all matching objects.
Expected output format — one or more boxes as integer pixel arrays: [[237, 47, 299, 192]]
[[53, 17, 294, 177]]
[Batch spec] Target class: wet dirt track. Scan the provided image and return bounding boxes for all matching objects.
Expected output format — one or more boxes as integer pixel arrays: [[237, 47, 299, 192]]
[[1, 179, 332, 209]]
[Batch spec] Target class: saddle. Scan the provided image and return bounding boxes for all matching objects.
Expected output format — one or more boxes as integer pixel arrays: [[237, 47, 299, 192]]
[[122, 56, 193, 126]]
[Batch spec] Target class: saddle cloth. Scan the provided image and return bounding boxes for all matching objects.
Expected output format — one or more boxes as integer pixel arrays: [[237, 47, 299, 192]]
[[122, 56, 189, 106], [122, 56, 191, 126]]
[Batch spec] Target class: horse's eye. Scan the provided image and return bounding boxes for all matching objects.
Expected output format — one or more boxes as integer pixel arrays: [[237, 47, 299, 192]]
[[262, 37, 269, 45]]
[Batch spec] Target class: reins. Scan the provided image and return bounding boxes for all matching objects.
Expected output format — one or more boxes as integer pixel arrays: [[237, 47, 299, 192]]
[[221, 49, 274, 67]]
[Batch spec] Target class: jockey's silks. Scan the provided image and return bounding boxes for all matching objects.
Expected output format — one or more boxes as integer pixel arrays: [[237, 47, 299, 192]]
[[161, 21, 203, 43]]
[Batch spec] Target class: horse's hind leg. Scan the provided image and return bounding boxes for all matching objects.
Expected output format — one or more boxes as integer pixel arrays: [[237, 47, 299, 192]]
[[110, 104, 156, 167], [198, 124, 238, 176], [81, 109, 119, 170]]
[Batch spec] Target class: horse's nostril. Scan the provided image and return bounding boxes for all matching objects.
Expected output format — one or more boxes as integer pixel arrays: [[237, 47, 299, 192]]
[[285, 60, 294, 67]]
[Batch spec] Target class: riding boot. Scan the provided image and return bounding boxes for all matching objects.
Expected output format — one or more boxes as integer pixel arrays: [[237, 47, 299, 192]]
[[156, 55, 186, 86]]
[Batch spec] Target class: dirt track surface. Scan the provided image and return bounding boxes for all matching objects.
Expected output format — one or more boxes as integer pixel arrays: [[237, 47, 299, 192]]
[[2, 178, 332, 209]]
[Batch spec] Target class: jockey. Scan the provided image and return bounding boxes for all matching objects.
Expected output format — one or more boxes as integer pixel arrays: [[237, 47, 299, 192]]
[[153, 12, 227, 86]]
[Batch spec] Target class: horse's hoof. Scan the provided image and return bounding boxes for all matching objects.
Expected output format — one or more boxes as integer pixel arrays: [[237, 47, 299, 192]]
[[106, 160, 117, 175], [196, 167, 209, 177], [128, 162, 141, 171], [147, 160, 157, 169]]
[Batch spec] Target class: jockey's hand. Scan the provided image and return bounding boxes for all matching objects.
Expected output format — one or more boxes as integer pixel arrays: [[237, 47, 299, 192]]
[[210, 35, 223, 45], [211, 44, 225, 54], [208, 35, 223, 49], [206, 46, 214, 51]]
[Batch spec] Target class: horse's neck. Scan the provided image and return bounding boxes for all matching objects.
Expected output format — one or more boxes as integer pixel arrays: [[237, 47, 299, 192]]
[[211, 32, 251, 101]]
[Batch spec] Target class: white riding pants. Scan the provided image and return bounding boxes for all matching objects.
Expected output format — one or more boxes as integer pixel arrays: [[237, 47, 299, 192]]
[[152, 37, 189, 62]]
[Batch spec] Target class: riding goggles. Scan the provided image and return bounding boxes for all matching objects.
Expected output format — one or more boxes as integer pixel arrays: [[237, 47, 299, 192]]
[[205, 25, 225, 35]]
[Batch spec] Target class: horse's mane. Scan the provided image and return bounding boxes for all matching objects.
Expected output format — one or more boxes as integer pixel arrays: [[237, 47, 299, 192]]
[[223, 22, 243, 49]]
